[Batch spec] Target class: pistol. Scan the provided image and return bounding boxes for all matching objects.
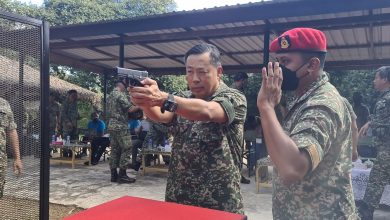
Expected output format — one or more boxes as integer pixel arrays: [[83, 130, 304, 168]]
[[113, 67, 148, 87]]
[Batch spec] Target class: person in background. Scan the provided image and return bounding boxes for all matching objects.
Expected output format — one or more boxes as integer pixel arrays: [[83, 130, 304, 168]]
[[231, 72, 251, 184], [128, 119, 141, 135], [358, 66, 390, 220], [107, 81, 137, 184], [353, 91, 370, 130], [61, 89, 79, 140], [84, 112, 110, 165], [0, 98, 23, 198], [231, 72, 248, 92], [49, 92, 61, 137]]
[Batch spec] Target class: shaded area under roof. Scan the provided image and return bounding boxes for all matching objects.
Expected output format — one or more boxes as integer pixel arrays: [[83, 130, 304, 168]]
[[0, 55, 101, 105], [49, 0, 390, 75]]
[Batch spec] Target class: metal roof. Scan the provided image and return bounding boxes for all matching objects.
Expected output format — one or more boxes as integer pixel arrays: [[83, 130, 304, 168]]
[[49, 0, 390, 75]]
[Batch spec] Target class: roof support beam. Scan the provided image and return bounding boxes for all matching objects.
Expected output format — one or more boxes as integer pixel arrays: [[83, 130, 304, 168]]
[[119, 36, 125, 68], [50, 13, 390, 50], [368, 10, 376, 60], [263, 28, 270, 65], [133, 58, 390, 74], [50, 0, 390, 39], [137, 43, 184, 65], [68, 41, 390, 62], [203, 38, 245, 65], [87, 46, 148, 69], [182, 27, 245, 65], [50, 51, 107, 73]]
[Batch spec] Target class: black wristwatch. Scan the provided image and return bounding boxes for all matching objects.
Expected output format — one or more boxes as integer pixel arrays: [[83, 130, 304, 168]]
[[161, 93, 178, 113]]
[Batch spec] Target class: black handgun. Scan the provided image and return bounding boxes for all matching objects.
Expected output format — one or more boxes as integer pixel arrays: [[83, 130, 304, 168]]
[[113, 67, 148, 87]]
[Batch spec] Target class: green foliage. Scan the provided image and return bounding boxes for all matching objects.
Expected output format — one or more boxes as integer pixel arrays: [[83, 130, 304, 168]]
[[0, 0, 45, 18], [328, 70, 377, 110], [221, 73, 262, 117], [77, 101, 93, 129], [155, 75, 188, 94], [0, 0, 180, 124], [41, 0, 176, 26], [1, 0, 177, 97]]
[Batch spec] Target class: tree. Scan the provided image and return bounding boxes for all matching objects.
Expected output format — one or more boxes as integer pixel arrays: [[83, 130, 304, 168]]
[[41, 0, 176, 26], [328, 70, 377, 111], [1, 0, 177, 125], [155, 75, 188, 94], [0, 0, 45, 18]]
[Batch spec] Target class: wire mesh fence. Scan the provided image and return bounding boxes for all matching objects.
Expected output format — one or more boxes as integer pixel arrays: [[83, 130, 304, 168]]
[[0, 11, 49, 220]]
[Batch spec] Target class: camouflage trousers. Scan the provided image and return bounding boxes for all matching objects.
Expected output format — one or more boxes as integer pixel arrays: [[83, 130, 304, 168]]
[[109, 130, 132, 170], [0, 160, 6, 198], [363, 146, 390, 208]]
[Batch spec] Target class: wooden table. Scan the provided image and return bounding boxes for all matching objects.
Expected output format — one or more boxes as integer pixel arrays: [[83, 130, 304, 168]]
[[140, 148, 171, 176], [50, 143, 91, 169]]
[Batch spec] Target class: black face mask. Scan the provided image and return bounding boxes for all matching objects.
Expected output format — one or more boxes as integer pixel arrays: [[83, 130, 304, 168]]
[[280, 62, 308, 91]]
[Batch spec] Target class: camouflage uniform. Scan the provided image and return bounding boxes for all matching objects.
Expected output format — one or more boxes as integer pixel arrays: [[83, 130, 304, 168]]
[[343, 97, 357, 121], [363, 89, 390, 209], [61, 99, 78, 139], [0, 98, 17, 198], [49, 100, 61, 136], [165, 82, 247, 214], [107, 88, 132, 170], [273, 73, 359, 219]]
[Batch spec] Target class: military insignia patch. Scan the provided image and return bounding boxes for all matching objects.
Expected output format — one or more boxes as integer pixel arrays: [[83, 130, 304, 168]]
[[279, 35, 291, 49]]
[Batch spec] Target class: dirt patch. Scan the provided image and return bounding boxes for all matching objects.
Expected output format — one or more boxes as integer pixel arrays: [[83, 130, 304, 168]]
[[0, 196, 84, 220]]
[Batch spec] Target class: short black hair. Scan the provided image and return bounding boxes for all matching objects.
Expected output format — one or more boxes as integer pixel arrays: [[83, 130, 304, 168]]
[[301, 52, 327, 69], [233, 72, 248, 81], [184, 43, 222, 67], [376, 66, 390, 82], [67, 89, 77, 95]]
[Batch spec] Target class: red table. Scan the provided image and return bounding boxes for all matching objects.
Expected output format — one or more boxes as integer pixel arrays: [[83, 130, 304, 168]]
[[64, 196, 247, 220]]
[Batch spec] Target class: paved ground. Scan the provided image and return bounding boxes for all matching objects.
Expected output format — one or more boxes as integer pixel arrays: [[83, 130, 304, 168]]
[[3, 156, 390, 219], [49, 160, 273, 219]]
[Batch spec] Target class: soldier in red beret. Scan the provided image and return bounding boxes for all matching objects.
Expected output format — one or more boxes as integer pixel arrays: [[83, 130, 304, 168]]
[[257, 28, 359, 219]]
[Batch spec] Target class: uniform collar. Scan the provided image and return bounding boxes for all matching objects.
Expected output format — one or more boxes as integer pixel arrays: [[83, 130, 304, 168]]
[[290, 72, 329, 107], [379, 88, 390, 98], [206, 82, 228, 101]]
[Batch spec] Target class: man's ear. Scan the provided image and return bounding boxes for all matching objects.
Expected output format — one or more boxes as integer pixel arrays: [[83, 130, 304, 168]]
[[217, 66, 223, 80], [308, 57, 321, 72]]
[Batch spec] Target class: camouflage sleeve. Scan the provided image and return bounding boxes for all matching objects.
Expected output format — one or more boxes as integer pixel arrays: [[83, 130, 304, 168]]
[[118, 92, 133, 112], [342, 98, 357, 120], [3, 100, 17, 131], [290, 107, 338, 172], [371, 92, 390, 139], [212, 91, 247, 125]]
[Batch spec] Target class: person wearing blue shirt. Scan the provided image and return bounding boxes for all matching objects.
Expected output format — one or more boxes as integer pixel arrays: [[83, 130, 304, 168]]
[[88, 112, 106, 137], [128, 119, 141, 135], [85, 112, 110, 165]]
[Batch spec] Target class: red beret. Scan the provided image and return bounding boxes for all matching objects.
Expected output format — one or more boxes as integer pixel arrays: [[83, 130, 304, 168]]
[[270, 28, 327, 53]]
